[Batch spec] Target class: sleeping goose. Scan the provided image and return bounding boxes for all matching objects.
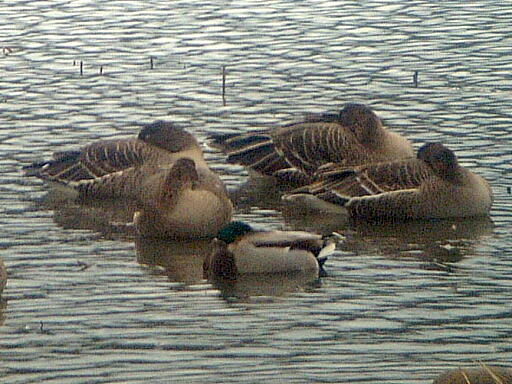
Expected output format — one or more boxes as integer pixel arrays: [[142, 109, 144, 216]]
[[23, 122, 233, 238], [211, 103, 414, 186], [284, 142, 493, 221], [23, 120, 209, 184]]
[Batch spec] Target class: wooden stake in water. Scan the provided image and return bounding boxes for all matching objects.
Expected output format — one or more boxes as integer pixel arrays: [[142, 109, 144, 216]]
[[150, 57, 154, 70], [99, 65, 103, 75], [413, 71, 418, 87], [222, 65, 226, 106], [80, 61, 83, 76]]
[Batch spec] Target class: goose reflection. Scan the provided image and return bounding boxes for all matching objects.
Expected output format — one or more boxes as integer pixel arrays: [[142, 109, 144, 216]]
[[47, 198, 139, 240], [135, 237, 211, 284], [281, 209, 494, 268]]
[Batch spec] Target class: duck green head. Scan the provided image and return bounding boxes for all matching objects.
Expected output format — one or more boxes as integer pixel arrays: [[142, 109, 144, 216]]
[[217, 221, 254, 244]]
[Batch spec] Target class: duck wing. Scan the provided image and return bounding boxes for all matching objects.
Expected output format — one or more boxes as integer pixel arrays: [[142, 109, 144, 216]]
[[248, 231, 337, 259]]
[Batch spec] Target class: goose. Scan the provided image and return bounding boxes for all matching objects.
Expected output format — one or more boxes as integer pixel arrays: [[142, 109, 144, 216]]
[[132, 158, 233, 239], [23, 122, 233, 238], [284, 142, 493, 221], [210, 103, 414, 186], [203, 221, 338, 280], [23, 120, 209, 185]]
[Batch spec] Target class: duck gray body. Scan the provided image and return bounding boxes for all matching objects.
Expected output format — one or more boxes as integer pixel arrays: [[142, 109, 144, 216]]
[[203, 221, 338, 280]]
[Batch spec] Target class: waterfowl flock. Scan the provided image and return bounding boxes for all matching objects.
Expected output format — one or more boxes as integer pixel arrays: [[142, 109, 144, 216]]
[[14, 103, 498, 382], [22, 103, 494, 282]]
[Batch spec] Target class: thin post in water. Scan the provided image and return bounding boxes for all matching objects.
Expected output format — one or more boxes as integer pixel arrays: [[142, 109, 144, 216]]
[[80, 61, 83, 76], [150, 57, 154, 70], [413, 71, 418, 87], [222, 65, 226, 106]]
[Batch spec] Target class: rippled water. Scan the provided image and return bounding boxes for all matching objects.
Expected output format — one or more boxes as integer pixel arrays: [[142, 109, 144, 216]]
[[1, 0, 512, 383]]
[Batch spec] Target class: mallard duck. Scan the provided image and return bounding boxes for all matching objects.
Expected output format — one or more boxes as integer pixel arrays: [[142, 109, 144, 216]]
[[433, 366, 512, 384], [203, 221, 338, 280], [23, 120, 209, 184], [0, 258, 6, 296], [210, 103, 414, 186], [284, 142, 493, 221]]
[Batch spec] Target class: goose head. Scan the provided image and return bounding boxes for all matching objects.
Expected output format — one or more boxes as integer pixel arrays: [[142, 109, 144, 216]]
[[337, 103, 383, 145], [417, 142, 460, 181], [138, 121, 200, 153]]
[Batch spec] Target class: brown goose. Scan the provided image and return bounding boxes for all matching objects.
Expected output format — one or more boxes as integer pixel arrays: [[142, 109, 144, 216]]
[[433, 366, 512, 384], [23, 122, 233, 238], [23, 121, 209, 183], [131, 159, 233, 239], [284, 143, 493, 220], [211, 103, 414, 186]]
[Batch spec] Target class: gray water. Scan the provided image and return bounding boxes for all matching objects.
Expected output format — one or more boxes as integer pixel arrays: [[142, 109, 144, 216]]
[[1, 0, 512, 383]]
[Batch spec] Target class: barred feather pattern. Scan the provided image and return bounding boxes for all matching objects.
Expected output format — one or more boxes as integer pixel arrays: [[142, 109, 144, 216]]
[[272, 122, 371, 175], [25, 139, 179, 184]]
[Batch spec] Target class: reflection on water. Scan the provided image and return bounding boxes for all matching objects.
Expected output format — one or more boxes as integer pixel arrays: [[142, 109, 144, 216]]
[[209, 271, 321, 302], [46, 197, 139, 240], [135, 237, 210, 284], [283, 206, 495, 263]]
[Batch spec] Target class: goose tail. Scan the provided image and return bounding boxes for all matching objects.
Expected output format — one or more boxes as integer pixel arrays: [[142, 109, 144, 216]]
[[210, 131, 289, 176]]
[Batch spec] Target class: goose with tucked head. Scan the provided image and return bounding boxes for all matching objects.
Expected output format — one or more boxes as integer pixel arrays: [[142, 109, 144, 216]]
[[23, 120, 209, 184], [284, 142, 493, 221], [23, 122, 233, 238], [210, 103, 414, 186]]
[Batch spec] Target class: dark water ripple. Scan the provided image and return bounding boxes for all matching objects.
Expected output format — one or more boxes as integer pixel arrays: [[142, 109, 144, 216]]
[[1, 0, 512, 383]]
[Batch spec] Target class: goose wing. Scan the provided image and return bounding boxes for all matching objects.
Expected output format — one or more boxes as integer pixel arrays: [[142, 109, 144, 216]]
[[345, 189, 424, 220], [311, 158, 433, 198], [210, 131, 291, 176], [24, 139, 156, 183], [270, 121, 369, 175]]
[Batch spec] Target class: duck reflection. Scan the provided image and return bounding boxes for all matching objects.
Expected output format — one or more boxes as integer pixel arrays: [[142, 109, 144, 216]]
[[207, 271, 321, 301], [135, 238, 211, 284]]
